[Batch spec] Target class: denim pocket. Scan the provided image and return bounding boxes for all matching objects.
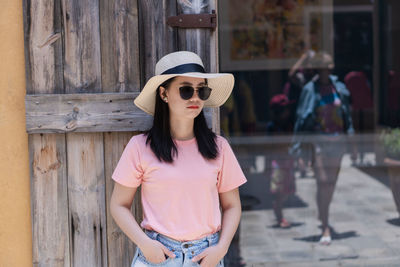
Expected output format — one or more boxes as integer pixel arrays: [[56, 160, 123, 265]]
[[137, 248, 174, 266]]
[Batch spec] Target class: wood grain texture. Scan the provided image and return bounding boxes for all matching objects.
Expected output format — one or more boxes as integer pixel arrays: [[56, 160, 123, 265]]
[[177, 0, 211, 71], [24, 0, 220, 266], [100, 0, 140, 93], [138, 0, 178, 82], [24, 0, 64, 95], [62, 0, 107, 266], [23, 0, 70, 266], [62, 0, 102, 93], [67, 133, 107, 267], [29, 133, 69, 267], [208, 1, 220, 134], [25, 92, 152, 133], [104, 132, 140, 267], [99, 0, 143, 265]]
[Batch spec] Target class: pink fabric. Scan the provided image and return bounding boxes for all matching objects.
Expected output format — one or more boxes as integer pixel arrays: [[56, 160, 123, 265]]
[[112, 134, 247, 241]]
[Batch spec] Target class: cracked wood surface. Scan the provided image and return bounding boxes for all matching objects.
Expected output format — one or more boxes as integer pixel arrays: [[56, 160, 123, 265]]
[[24, 0, 217, 266]]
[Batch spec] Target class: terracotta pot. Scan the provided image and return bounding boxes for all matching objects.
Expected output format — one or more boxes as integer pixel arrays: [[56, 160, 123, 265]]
[[384, 157, 400, 216]]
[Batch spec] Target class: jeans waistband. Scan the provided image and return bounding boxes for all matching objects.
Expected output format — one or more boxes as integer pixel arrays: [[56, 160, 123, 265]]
[[144, 229, 220, 251]]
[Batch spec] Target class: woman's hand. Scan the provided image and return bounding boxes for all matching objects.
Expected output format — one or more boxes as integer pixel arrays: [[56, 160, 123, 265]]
[[140, 238, 176, 264], [191, 244, 227, 267]]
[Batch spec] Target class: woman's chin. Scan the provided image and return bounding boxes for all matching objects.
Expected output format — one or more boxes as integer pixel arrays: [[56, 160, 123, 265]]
[[184, 109, 202, 119], [170, 108, 203, 120]]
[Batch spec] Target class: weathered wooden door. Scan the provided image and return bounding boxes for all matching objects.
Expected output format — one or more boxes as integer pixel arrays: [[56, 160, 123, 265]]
[[23, 0, 219, 266]]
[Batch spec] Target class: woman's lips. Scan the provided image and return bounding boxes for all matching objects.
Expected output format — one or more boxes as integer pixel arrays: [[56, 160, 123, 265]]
[[187, 106, 199, 109]]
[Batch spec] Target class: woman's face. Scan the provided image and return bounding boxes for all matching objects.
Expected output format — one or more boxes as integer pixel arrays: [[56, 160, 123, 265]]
[[318, 68, 332, 82], [159, 76, 207, 120]]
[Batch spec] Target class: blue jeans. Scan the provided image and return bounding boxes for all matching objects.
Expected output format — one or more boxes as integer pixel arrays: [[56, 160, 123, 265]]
[[131, 229, 224, 267]]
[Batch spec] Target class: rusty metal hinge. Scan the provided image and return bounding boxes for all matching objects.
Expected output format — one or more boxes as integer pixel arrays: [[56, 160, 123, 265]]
[[167, 10, 216, 30]]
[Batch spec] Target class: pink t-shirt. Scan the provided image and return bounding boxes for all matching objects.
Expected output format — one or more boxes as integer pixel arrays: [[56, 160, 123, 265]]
[[111, 133, 247, 241]]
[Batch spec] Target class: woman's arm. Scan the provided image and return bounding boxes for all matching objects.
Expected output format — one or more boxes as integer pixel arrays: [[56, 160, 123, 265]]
[[110, 183, 150, 248], [110, 183, 176, 262], [216, 188, 242, 253], [289, 51, 308, 77], [191, 188, 242, 266]]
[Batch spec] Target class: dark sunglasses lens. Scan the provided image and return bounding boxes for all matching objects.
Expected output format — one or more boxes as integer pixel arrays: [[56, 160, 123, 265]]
[[198, 86, 212, 100], [179, 86, 194, 100]]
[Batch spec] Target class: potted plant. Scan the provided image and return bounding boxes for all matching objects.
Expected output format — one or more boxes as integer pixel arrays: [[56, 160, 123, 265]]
[[380, 128, 400, 218]]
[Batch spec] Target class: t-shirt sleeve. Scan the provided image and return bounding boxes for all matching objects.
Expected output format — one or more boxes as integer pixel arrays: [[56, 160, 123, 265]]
[[217, 137, 248, 193], [111, 137, 143, 188]]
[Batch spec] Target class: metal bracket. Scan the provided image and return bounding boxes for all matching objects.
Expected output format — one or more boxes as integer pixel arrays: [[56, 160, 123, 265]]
[[167, 10, 216, 30]]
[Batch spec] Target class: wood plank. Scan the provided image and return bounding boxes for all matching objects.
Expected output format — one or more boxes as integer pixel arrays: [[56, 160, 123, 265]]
[[29, 133, 69, 267], [62, 0, 107, 266], [24, 0, 64, 94], [25, 92, 152, 133], [104, 132, 139, 267], [177, 0, 212, 71], [62, 0, 101, 93], [67, 133, 106, 267], [138, 0, 178, 82], [99, 0, 143, 266], [100, 0, 140, 93], [208, 1, 220, 134], [23, 0, 70, 266]]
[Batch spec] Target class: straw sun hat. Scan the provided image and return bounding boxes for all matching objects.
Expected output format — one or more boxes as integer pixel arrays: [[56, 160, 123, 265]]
[[310, 51, 335, 70], [134, 51, 235, 115]]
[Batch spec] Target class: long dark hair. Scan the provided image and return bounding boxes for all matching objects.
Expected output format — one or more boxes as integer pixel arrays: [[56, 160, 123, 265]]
[[145, 77, 219, 163]]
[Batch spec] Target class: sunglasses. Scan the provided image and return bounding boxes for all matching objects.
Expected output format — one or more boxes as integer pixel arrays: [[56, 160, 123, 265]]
[[179, 85, 212, 101]]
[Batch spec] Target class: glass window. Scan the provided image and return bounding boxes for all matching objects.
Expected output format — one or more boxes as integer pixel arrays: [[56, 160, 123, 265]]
[[219, 0, 400, 265]]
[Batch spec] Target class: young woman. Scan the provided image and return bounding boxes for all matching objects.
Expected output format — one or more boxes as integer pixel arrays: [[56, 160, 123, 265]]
[[292, 52, 354, 245], [110, 51, 247, 267]]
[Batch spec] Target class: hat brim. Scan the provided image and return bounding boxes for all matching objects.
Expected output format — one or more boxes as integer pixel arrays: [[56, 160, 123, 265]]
[[134, 72, 235, 115]]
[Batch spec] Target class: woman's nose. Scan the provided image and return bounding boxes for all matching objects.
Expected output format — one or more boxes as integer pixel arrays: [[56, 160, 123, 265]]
[[189, 89, 201, 101]]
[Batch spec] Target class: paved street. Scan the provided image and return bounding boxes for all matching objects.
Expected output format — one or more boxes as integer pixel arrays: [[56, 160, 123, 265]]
[[238, 153, 400, 266]]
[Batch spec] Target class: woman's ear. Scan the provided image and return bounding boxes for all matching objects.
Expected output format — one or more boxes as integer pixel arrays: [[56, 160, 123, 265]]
[[159, 86, 168, 102], [159, 86, 165, 97]]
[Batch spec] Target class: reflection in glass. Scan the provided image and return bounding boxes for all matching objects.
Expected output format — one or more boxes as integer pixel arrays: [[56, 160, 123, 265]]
[[219, 0, 400, 265]]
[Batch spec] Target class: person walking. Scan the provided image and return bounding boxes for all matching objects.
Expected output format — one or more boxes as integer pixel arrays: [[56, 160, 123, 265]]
[[292, 52, 355, 245], [110, 51, 248, 266]]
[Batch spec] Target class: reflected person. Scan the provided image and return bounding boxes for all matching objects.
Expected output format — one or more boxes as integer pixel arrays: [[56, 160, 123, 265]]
[[266, 94, 296, 228], [292, 52, 355, 245], [283, 50, 316, 177]]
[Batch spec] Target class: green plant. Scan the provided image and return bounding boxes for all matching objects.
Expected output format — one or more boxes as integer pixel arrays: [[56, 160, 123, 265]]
[[380, 128, 400, 160]]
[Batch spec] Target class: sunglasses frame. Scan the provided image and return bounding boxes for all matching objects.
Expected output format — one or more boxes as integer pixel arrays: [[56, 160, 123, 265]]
[[178, 85, 212, 101]]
